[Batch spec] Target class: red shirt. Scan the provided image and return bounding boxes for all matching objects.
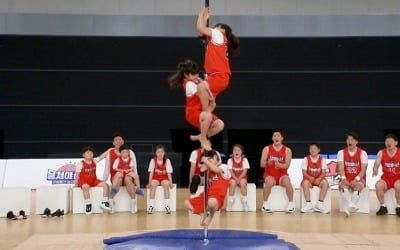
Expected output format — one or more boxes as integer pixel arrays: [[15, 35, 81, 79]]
[[109, 149, 119, 179], [264, 145, 288, 177], [79, 160, 97, 181], [231, 156, 247, 179], [343, 147, 364, 181], [381, 148, 400, 178], [205, 33, 231, 75], [183, 79, 202, 117], [305, 155, 323, 178], [116, 156, 131, 171], [152, 157, 168, 180]]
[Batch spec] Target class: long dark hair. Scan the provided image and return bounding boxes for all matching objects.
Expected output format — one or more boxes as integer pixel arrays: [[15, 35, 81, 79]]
[[168, 59, 200, 89], [215, 23, 240, 58], [154, 144, 167, 165]]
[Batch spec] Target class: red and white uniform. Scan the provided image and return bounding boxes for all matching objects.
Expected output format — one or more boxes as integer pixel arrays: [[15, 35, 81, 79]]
[[76, 159, 102, 187], [227, 156, 250, 180], [148, 157, 173, 182], [380, 147, 400, 189], [103, 148, 137, 183], [301, 155, 327, 185], [263, 145, 288, 183], [337, 147, 368, 184], [205, 29, 231, 97], [189, 148, 223, 176], [183, 79, 219, 130], [189, 163, 231, 214], [112, 156, 133, 178]]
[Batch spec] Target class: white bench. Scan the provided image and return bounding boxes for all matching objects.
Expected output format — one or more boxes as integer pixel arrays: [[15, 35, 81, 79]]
[[35, 185, 71, 214], [72, 187, 105, 214], [226, 183, 256, 212], [264, 186, 296, 212], [339, 186, 370, 214], [112, 186, 138, 212], [0, 187, 31, 217], [146, 185, 176, 212], [300, 186, 331, 213]]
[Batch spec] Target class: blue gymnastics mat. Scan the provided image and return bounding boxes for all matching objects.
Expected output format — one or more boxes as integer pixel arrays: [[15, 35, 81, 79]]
[[104, 229, 300, 250]]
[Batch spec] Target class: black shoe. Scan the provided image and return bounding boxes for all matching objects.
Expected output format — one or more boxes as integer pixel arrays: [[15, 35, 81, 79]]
[[42, 208, 51, 217], [376, 206, 388, 216], [396, 207, 400, 217], [6, 211, 17, 220], [51, 209, 64, 217], [190, 175, 201, 194], [18, 210, 27, 219], [86, 204, 92, 215]]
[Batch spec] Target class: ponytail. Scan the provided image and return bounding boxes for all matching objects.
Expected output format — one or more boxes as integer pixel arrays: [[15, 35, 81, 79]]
[[215, 23, 240, 58], [168, 59, 200, 88]]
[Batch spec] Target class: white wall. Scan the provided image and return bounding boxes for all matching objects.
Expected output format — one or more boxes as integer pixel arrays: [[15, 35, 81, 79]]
[[0, 0, 400, 15], [0, 158, 382, 189]]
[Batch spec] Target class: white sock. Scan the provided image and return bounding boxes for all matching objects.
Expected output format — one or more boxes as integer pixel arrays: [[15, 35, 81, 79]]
[[241, 196, 247, 203], [102, 197, 108, 202], [263, 201, 268, 208], [84, 199, 91, 205], [351, 191, 360, 204], [342, 189, 351, 204], [228, 196, 234, 203], [131, 199, 137, 204], [164, 199, 170, 207], [381, 204, 386, 207], [150, 199, 155, 207]]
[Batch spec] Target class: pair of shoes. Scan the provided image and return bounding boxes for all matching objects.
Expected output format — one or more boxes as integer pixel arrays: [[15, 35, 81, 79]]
[[147, 206, 154, 214], [135, 188, 144, 196], [41, 208, 51, 218], [348, 202, 359, 213], [86, 204, 92, 215], [376, 206, 388, 216], [300, 203, 314, 213], [165, 206, 171, 214], [51, 209, 64, 217], [99, 202, 111, 212], [189, 175, 201, 194], [261, 206, 272, 213], [286, 203, 295, 213], [396, 207, 400, 217], [6, 210, 27, 220], [314, 202, 329, 214]]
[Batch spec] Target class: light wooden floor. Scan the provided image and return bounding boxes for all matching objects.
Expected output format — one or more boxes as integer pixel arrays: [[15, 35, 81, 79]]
[[1, 189, 399, 249]]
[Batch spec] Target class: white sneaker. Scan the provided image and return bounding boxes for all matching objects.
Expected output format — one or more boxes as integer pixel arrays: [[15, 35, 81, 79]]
[[286, 203, 295, 213], [130, 202, 137, 214], [99, 202, 111, 212], [227, 200, 233, 211], [109, 200, 115, 214], [165, 206, 171, 214], [147, 206, 154, 214], [242, 202, 249, 212], [314, 202, 329, 214], [344, 207, 351, 217], [348, 202, 359, 213], [261, 205, 272, 213], [300, 202, 314, 213]]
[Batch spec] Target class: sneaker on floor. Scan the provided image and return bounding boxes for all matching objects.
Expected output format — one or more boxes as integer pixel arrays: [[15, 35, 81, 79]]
[[109, 200, 115, 214], [376, 206, 388, 216], [147, 206, 154, 214], [135, 188, 144, 196], [300, 203, 314, 213], [261, 206, 272, 213], [286, 203, 295, 213], [86, 204, 92, 215], [99, 202, 111, 212], [51, 209, 64, 217], [396, 207, 400, 217], [314, 202, 329, 214], [348, 202, 359, 213], [18, 210, 27, 219], [41, 208, 51, 218], [131, 202, 138, 214], [165, 206, 171, 214], [227, 200, 233, 212], [242, 202, 249, 212], [6, 211, 17, 220]]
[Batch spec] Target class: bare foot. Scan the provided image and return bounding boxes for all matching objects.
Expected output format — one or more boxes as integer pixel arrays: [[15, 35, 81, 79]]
[[190, 134, 200, 141], [201, 214, 212, 226], [199, 138, 211, 151]]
